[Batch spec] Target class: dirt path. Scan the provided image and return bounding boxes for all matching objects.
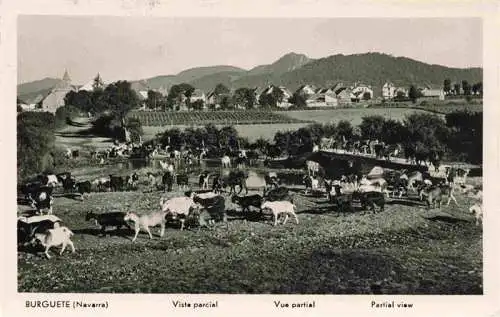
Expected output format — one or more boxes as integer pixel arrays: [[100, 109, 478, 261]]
[[55, 117, 113, 151]]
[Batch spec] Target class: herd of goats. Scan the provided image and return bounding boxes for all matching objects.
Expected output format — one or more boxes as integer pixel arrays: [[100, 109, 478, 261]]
[[18, 140, 483, 260]]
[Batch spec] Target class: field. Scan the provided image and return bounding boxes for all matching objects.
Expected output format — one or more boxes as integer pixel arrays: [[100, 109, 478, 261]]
[[141, 108, 436, 141], [128, 110, 312, 126], [17, 164, 482, 294], [281, 108, 435, 125]]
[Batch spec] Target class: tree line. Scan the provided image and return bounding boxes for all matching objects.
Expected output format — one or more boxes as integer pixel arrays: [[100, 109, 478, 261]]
[[151, 110, 482, 165]]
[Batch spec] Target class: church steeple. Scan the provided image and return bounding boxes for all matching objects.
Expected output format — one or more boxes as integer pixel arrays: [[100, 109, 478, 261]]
[[62, 69, 71, 84]]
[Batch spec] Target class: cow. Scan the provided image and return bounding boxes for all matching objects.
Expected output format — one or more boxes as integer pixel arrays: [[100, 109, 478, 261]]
[[221, 155, 231, 168], [214, 170, 248, 195], [75, 181, 92, 199], [162, 172, 174, 192], [109, 175, 124, 192], [198, 172, 210, 190], [306, 160, 320, 177], [28, 186, 54, 215]]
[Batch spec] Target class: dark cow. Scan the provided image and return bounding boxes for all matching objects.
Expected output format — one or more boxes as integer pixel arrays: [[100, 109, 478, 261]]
[[109, 175, 124, 192], [264, 186, 292, 202], [198, 172, 210, 189], [219, 171, 248, 195], [125, 172, 140, 190], [162, 171, 174, 192], [353, 191, 385, 213], [176, 173, 189, 190], [85, 211, 131, 235], [75, 181, 92, 198], [231, 194, 263, 213], [193, 194, 227, 223], [28, 186, 54, 215]]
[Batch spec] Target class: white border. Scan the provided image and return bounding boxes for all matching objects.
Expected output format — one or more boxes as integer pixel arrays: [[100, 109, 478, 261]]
[[1, 1, 499, 316]]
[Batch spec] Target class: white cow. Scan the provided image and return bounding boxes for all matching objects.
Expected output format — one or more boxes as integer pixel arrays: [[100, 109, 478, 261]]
[[221, 155, 231, 168], [306, 160, 320, 177]]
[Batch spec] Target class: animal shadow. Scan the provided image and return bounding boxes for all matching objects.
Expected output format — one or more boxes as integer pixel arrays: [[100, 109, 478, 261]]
[[72, 227, 133, 237]]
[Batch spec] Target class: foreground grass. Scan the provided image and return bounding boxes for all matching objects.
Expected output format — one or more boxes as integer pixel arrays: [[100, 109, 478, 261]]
[[18, 185, 482, 294]]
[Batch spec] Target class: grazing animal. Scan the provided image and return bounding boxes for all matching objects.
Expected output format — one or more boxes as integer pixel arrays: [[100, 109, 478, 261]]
[[193, 194, 227, 223], [469, 203, 483, 226], [198, 172, 210, 189], [231, 194, 263, 213], [85, 211, 131, 235], [176, 173, 189, 190], [353, 191, 385, 213], [109, 175, 124, 192], [125, 172, 139, 189], [264, 186, 292, 202], [162, 171, 174, 192], [221, 155, 231, 168], [265, 172, 280, 190], [75, 181, 92, 199], [31, 226, 75, 259], [223, 170, 248, 195], [306, 160, 320, 177], [160, 196, 199, 231], [17, 215, 62, 246], [260, 201, 299, 226], [421, 186, 444, 209], [28, 187, 54, 215], [39, 174, 60, 187], [124, 211, 167, 242]]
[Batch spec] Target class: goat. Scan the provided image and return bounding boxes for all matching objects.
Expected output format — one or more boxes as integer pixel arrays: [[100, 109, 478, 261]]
[[31, 226, 75, 259], [193, 194, 227, 224], [124, 211, 167, 242], [260, 201, 299, 226], [85, 211, 131, 235], [469, 203, 483, 226], [160, 196, 199, 231], [231, 194, 263, 213]]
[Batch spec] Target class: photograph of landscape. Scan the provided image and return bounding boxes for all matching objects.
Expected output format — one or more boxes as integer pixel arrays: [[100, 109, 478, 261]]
[[16, 16, 483, 294]]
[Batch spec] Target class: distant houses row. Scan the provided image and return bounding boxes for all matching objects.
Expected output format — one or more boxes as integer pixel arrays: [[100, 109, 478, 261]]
[[18, 70, 468, 113]]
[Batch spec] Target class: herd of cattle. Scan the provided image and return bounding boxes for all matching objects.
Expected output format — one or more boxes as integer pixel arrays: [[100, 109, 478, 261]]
[[17, 150, 483, 259]]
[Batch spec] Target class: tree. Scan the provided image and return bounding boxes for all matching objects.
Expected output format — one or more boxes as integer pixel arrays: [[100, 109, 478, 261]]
[[17, 112, 56, 180], [259, 86, 284, 108], [102, 80, 140, 127], [404, 113, 449, 152], [125, 117, 143, 142], [408, 85, 419, 103], [359, 115, 385, 140], [381, 119, 407, 144], [167, 83, 195, 110], [336, 120, 353, 141], [443, 79, 451, 95], [289, 91, 307, 108], [214, 83, 230, 96], [191, 99, 205, 111], [462, 80, 471, 96], [454, 83, 461, 95], [233, 88, 256, 109], [472, 82, 483, 95], [146, 90, 164, 110], [64, 90, 93, 113]]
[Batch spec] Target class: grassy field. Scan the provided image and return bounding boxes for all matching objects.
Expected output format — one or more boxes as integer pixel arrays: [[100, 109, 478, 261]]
[[128, 110, 312, 126], [283, 108, 437, 125], [141, 108, 436, 141], [18, 164, 482, 294]]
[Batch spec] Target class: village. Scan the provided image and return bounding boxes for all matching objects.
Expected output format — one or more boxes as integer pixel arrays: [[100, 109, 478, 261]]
[[18, 69, 482, 113]]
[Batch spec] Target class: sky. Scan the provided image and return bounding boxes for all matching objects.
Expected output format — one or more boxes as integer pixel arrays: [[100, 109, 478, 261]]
[[17, 16, 482, 85]]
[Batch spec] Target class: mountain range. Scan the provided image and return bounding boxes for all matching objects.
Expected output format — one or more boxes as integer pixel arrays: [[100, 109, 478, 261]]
[[18, 52, 482, 102]]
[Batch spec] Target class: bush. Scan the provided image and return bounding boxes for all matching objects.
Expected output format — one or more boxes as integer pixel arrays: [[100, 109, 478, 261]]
[[17, 112, 56, 180], [54, 105, 80, 129]]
